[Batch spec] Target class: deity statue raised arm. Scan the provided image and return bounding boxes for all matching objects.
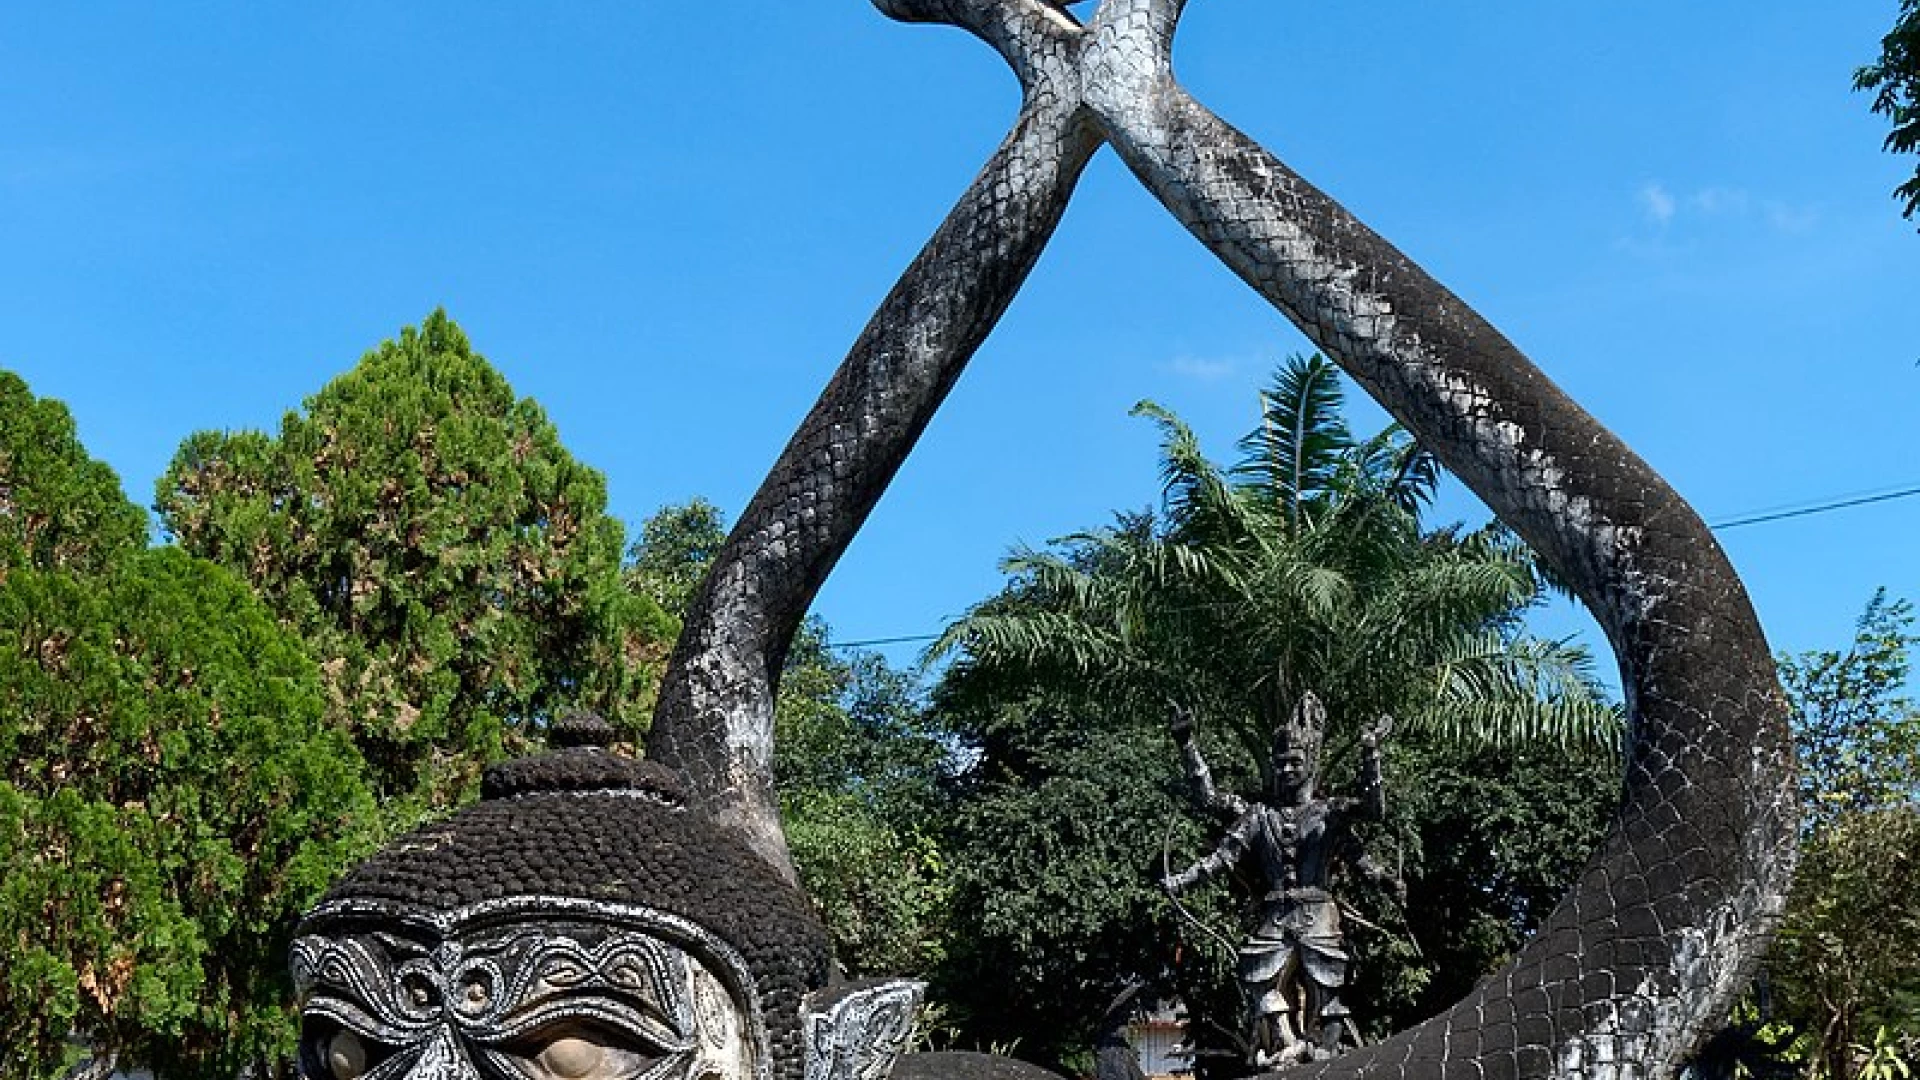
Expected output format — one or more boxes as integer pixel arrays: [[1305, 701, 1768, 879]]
[[1162, 695, 1403, 1068]]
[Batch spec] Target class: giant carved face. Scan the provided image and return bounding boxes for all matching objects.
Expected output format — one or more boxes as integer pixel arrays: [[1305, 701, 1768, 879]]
[[291, 737, 915, 1080], [295, 898, 764, 1080]]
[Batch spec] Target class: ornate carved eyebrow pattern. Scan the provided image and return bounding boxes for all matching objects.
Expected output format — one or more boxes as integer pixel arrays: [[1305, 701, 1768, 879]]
[[296, 898, 773, 1080]]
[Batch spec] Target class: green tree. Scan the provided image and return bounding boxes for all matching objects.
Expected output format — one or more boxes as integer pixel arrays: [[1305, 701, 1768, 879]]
[[926, 355, 1618, 1067], [626, 496, 728, 617], [928, 683, 1226, 1071], [0, 548, 379, 1080], [937, 355, 1614, 769], [628, 500, 953, 979], [1857, 0, 1920, 222], [1775, 807, 1920, 1080], [1766, 591, 1920, 1080], [1779, 588, 1920, 832], [1376, 739, 1619, 1028], [0, 370, 147, 575], [156, 312, 673, 817]]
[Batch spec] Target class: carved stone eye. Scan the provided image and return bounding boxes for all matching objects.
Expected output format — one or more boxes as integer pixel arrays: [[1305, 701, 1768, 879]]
[[401, 970, 439, 1009], [538, 1035, 605, 1079], [458, 972, 493, 1015], [510, 1026, 667, 1080], [326, 1029, 369, 1080]]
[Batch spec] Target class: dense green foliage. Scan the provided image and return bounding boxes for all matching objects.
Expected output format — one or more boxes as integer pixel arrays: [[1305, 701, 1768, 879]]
[[156, 312, 673, 816], [626, 496, 728, 617], [936, 355, 1615, 770], [1376, 739, 1618, 1025], [924, 357, 1619, 1069], [1775, 807, 1920, 1080], [1780, 589, 1920, 832], [1856, 0, 1920, 222], [0, 372, 148, 574], [1768, 593, 1920, 1079], [929, 685, 1232, 1069], [779, 636, 953, 978], [0, 374, 379, 1079]]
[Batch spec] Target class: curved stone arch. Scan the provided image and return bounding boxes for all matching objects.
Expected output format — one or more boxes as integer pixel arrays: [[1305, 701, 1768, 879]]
[[648, 2, 1797, 1075], [643, 0, 1104, 882]]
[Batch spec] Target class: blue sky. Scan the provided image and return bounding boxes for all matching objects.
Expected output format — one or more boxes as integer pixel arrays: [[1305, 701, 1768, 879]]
[[3, 3, 1916, 685]]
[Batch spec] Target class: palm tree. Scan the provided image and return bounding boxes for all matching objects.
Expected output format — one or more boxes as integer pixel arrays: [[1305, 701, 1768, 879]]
[[932, 353, 1616, 777]]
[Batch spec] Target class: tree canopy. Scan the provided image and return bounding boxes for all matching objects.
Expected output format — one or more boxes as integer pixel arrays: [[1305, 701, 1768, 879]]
[[923, 356, 1620, 1070], [156, 312, 674, 815], [0, 371, 148, 575], [0, 371, 379, 1079], [1767, 591, 1920, 1079], [1856, 0, 1920, 222], [936, 354, 1615, 771]]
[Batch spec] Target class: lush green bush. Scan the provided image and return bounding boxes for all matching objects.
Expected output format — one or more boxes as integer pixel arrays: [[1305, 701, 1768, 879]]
[[0, 370, 147, 574], [0, 548, 379, 1079]]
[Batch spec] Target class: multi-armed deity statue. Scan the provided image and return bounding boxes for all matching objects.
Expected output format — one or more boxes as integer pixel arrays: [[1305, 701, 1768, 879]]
[[292, 1, 1799, 1078], [1162, 697, 1400, 1067]]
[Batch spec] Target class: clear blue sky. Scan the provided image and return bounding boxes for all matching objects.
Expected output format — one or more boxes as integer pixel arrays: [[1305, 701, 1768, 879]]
[[3, 3, 1915, 683]]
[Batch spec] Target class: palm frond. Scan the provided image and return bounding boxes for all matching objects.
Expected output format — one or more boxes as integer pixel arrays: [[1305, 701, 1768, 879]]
[[1131, 400, 1264, 551], [1232, 353, 1352, 528], [1402, 632, 1622, 748]]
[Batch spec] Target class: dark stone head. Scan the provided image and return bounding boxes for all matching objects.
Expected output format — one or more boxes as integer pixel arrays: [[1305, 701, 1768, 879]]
[[1269, 693, 1328, 802], [291, 722, 843, 1080]]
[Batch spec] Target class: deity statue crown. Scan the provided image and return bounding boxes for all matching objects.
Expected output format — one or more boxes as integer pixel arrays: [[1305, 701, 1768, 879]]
[[1271, 692, 1330, 778]]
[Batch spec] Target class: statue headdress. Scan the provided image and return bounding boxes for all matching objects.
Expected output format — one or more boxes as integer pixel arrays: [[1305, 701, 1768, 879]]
[[1272, 692, 1330, 779]]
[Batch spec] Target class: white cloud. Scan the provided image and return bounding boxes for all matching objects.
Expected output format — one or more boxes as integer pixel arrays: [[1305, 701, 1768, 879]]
[[1166, 354, 1241, 382], [1632, 181, 1818, 236], [1640, 182, 1676, 225], [1762, 200, 1819, 234], [1691, 186, 1752, 216]]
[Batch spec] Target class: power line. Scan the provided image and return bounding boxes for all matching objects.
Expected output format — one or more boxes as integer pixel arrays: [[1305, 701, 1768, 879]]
[[822, 480, 1920, 651], [825, 632, 943, 650], [1708, 483, 1920, 531]]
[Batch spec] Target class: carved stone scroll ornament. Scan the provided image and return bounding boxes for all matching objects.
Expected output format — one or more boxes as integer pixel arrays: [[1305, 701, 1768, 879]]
[[866, 2, 1799, 1078], [803, 981, 924, 1080], [293, 903, 764, 1080]]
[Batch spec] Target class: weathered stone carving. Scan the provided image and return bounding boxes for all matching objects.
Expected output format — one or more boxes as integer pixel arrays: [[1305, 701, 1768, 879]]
[[804, 981, 924, 1080], [291, 717, 920, 1080], [861, 3, 1798, 1077], [298, 0, 1799, 1077], [1162, 697, 1400, 1066]]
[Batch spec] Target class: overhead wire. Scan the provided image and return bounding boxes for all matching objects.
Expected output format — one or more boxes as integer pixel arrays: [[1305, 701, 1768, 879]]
[[822, 481, 1920, 651]]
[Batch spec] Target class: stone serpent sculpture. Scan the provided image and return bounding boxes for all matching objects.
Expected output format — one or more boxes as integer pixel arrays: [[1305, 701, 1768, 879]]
[[646, 1, 1800, 1078]]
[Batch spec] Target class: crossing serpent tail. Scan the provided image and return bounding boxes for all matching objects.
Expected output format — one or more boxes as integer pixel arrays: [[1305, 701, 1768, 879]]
[[650, 3, 1799, 1076]]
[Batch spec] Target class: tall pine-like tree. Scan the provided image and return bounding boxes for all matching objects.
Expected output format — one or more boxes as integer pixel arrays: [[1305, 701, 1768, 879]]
[[156, 312, 674, 815], [0, 372, 379, 1080]]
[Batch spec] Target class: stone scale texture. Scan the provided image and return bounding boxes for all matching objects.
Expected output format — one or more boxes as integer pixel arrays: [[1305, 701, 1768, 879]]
[[643, 0, 1796, 1076], [301, 1, 1799, 1077]]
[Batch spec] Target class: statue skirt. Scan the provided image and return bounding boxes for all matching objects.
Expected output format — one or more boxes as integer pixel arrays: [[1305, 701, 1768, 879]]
[[1238, 895, 1349, 992]]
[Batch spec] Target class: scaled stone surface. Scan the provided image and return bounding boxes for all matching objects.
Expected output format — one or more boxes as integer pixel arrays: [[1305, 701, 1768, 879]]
[[296, 1, 1799, 1078]]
